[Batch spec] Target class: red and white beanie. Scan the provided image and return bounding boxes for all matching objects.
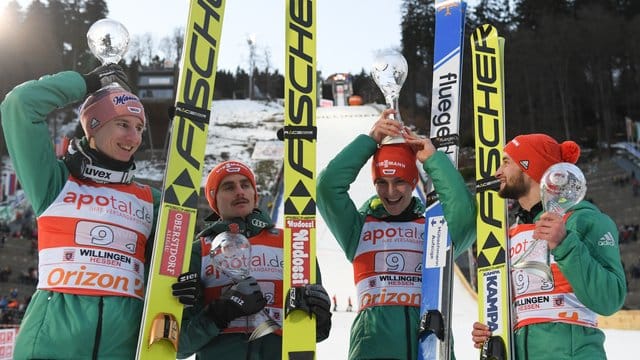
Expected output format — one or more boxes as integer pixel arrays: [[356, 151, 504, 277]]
[[79, 85, 145, 138], [205, 160, 258, 215], [504, 133, 581, 183], [371, 143, 419, 189]]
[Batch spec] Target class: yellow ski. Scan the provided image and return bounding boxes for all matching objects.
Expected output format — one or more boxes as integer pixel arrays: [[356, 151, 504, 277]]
[[471, 24, 513, 360], [282, 0, 318, 359], [135, 1, 226, 359]]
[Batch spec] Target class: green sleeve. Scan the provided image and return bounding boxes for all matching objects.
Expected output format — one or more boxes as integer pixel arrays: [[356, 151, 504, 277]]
[[423, 151, 477, 258], [177, 239, 223, 358], [551, 204, 627, 315], [317, 134, 377, 261], [0, 71, 86, 215], [178, 239, 221, 359]]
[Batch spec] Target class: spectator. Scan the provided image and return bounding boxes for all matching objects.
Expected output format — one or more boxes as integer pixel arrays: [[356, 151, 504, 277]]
[[0, 266, 11, 282]]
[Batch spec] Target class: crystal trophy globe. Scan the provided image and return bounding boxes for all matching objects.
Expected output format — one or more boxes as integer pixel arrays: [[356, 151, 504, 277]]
[[371, 50, 408, 144], [513, 163, 587, 281], [87, 18, 130, 65], [540, 163, 587, 216], [210, 231, 280, 340], [210, 231, 252, 281]]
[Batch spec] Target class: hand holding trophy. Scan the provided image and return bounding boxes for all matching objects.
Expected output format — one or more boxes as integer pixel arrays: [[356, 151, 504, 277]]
[[210, 231, 280, 341], [86, 19, 131, 92], [371, 50, 408, 145], [513, 163, 587, 281]]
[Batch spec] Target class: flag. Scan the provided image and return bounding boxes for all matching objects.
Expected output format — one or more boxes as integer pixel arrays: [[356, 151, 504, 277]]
[[625, 117, 633, 142], [4, 172, 17, 197], [55, 136, 70, 158]]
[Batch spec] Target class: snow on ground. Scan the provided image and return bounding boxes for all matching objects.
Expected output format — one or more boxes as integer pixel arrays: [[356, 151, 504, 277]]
[[144, 100, 639, 359]]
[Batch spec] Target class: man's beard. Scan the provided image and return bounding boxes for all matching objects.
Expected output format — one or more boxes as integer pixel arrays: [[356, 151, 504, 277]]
[[498, 172, 528, 200]]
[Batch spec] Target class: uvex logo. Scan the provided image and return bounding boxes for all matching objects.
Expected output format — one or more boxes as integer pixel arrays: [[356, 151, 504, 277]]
[[83, 166, 111, 180]]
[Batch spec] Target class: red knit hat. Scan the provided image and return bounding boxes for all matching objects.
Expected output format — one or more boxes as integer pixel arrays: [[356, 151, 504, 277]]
[[205, 160, 258, 214], [371, 143, 419, 189], [504, 133, 581, 183], [80, 85, 145, 138]]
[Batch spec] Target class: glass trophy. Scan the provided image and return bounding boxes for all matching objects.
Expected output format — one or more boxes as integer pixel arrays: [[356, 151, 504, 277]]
[[87, 18, 130, 65], [371, 50, 408, 145], [210, 231, 280, 341], [513, 163, 587, 281]]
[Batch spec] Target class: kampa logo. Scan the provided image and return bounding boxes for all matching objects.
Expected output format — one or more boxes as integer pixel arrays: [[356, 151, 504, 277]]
[[598, 232, 615, 246], [484, 272, 501, 331]]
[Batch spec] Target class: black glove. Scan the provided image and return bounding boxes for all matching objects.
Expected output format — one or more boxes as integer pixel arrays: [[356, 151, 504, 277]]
[[304, 284, 332, 342], [83, 64, 131, 93], [206, 276, 266, 329], [171, 272, 202, 307]]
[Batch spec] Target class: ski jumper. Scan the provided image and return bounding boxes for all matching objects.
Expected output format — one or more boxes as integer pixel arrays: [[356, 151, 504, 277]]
[[510, 201, 626, 360], [0, 71, 160, 360], [177, 209, 323, 360], [316, 134, 476, 360]]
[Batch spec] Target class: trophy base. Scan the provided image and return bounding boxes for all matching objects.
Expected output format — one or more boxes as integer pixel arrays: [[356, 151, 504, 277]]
[[381, 135, 406, 145], [512, 260, 553, 281]]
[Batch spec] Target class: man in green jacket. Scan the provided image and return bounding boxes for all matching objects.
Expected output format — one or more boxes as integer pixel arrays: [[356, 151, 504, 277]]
[[1, 66, 161, 359], [316, 109, 476, 359], [172, 160, 332, 359], [471, 133, 627, 359]]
